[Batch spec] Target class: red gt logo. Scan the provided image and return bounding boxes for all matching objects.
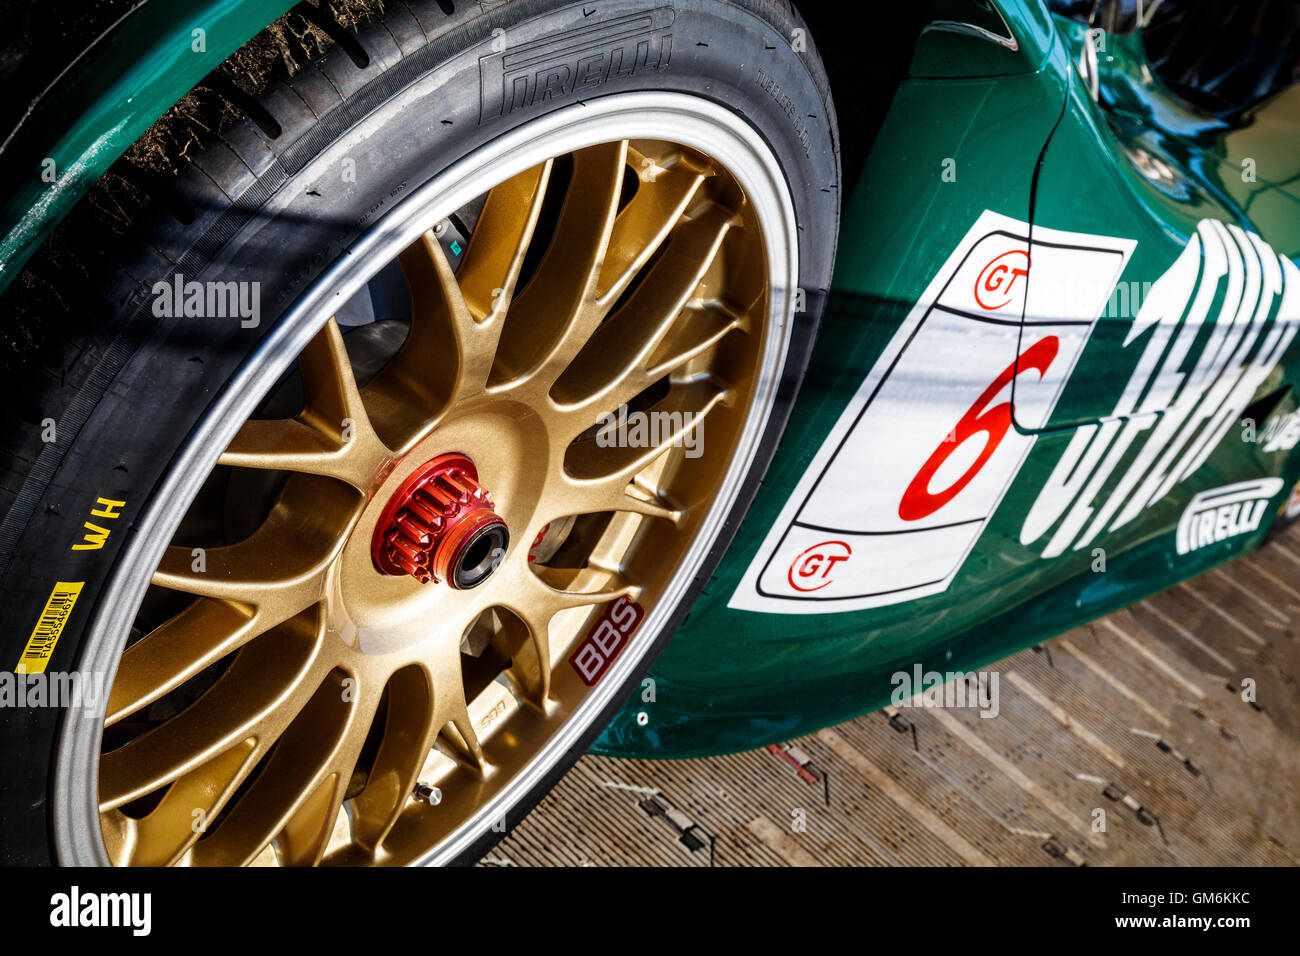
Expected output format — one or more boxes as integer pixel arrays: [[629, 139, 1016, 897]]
[[974, 249, 1030, 311], [787, 540, 852, 592], [569, 596, 645, 686], [899, 336, 1058, 521]]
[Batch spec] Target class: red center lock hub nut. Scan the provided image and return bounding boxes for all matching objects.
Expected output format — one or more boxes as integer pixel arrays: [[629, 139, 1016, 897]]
[[371, 453, 509, 588]]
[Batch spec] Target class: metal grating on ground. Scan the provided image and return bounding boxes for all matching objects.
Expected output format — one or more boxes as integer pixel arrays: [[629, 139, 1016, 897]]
[[486, 527, 1300, 867]]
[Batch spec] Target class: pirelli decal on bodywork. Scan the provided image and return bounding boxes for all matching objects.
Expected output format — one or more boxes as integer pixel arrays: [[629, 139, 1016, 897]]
[[730, 211, 1135, 613], [1176, 479, 1284, 555]]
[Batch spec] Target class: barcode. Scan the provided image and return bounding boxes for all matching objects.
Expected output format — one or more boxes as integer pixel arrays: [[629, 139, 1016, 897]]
[[15, 581, 83, 674]]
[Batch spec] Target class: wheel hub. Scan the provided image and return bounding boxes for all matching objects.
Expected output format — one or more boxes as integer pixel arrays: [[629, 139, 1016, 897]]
[[371, 453, 509, 588]]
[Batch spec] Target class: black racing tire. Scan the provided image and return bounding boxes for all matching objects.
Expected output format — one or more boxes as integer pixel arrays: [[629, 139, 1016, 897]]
[[0, 0, 838, 866]]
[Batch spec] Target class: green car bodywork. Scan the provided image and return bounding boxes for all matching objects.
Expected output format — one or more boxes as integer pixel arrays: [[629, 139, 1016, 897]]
[[2, 1, 1297, 760], [595, 2, 1300, 756]]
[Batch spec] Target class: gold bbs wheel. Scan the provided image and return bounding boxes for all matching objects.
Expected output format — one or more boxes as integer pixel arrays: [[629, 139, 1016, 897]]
[[58, 95, 800, 866]]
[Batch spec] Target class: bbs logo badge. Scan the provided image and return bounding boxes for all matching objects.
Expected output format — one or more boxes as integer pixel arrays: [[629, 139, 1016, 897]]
[[569, 597, 646, 686], [479, 8, 674, 124]]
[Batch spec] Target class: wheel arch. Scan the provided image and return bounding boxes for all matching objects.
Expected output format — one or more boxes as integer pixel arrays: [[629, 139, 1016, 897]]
[[0, 0, 298, 297]]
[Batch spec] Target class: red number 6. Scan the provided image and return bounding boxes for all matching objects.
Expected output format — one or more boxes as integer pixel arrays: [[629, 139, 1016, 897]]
[[898, 336, 1058, 521]]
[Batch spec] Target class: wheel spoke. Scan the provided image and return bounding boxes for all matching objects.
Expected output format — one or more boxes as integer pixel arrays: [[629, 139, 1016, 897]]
[[577, 478, 685, 527], [565, 302, 745, 430], [493, 141, 628, 384], [523, 564, 639, 613], [479, 604, 551, 710], [646, 301, 749, 380], [367, 162, 556, 448], [363, 233, 474, 449], [150, 476, 359, 615], [299, 316, 376, 440], [220, 419, 370, 488], [351, 665, 438, 851], [595, 144, 710, 303], [563, 378, 731, 482], [425, 628, 486, 773], [219, 319, 388, 489], [107, 740, 262, 866], [493, 569, 635, 712], [106, 599, 258, 726], [99, 609, 323, 811], [457, 160, 554, 322], [550, 201, 739, 410], [276, 772, 350, 867], [191, 669, 375, 866]]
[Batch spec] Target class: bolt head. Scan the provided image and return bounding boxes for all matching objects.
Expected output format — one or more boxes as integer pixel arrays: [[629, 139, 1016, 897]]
[[413, 783, 443, 805]]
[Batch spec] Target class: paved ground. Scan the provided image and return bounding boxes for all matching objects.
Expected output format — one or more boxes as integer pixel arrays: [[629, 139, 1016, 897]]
[[487, 528, 1300, 866]]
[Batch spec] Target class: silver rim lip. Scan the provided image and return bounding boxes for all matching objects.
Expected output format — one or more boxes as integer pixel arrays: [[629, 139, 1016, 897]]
[[54, 90, 799, 867]]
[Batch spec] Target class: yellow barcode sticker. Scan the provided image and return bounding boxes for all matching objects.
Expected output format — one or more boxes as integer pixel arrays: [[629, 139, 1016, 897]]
[[15, 581, 83, 674]]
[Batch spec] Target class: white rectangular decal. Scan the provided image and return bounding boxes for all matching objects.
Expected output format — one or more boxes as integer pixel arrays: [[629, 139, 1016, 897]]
[[729, 211, 1134, 614]]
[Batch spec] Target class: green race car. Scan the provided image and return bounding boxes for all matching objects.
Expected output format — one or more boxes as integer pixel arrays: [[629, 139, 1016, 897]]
[[0, 0, 1297, 866]]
